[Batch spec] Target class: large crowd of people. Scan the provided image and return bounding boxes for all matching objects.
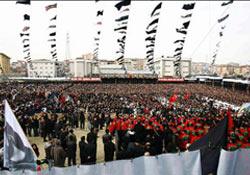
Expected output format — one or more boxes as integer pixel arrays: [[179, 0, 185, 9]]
[[0, 82, 249, 168]]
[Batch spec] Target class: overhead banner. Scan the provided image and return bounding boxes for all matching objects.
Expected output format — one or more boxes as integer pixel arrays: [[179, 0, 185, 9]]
[[145, 2, 162, 72], [211, 1, 234, 66], [173, 2, 196, 77], [114, 0, 131, 65]]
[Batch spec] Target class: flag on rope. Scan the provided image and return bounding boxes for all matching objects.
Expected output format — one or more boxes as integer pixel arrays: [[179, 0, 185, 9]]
[[4, 100, 37, 170], [16, 0, 30, 5], [22, 26, 30, 32], [218, 14, 229, 23], [182, 3, 195, 10], [23, 14, 30, 20], [45, 3, 57, 11], [115, 0, 131, 11], [221, 0, 234, 6]]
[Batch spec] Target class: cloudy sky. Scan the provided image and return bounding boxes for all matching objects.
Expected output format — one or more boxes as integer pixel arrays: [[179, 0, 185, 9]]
[[0, 1, 250, 65]]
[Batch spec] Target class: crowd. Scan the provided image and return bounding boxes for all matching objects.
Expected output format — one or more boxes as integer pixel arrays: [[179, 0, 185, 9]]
[[0, 82, 249, 168]]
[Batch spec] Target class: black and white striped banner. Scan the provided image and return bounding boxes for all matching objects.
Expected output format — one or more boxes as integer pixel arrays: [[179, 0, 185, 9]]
[[114, 0, 131, 65], [145, 2, 162, 72], [93, 0, 104, 61], [173, 2, 196, 77], [211, 0, 234, 66], [45, 3, 58, 61]]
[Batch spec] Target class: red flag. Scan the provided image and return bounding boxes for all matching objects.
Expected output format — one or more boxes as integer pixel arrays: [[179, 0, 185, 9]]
[[226, 108, 234, 131]]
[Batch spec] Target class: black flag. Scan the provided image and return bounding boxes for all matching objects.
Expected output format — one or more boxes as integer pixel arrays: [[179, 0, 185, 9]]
[[221, 0, 233, 6], [146, 49, 154, 54], [51, 44, 56, 48], [188, 117, 228, 175], [115, 15, 129, 22], [48, 39, 56, 42], [182, 3, 195, 10], [182, 21, 190, 29], [181, 13, 192, 18], [114, 26, 127, 31], [146, 44, 155, 48], [23, 48, 30, 52], [175, 47, 183, 52], [16, 0, 30, 5], [150, 2, 162, 17], [97, 10, 103, 16], [50, 15, 57, 21], [174, 52, 182, 57], [174, 39, 185, 44], [146, 18, 159, 30], [146, 29, 157, 35], [23, 44, 29, 48], [145, 35, 156, 41], [22, 39, 29, 43], [49, 32, 56, 37], [49, 25, 56, 28], [176, 28, 187, 35], [115, 0, 131, 11], [218, 14, 229, 23], [20, 33, 29, 37], [23, 14, 30, 20]]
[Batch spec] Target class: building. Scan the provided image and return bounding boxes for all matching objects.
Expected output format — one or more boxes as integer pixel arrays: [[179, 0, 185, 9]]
[[214, 62, 250, 77], [68, 58, 94, 77], [154, 56, 191, 78], [0, 53, 11, 75], [191, 62, 210, 75], [28, 59, 56, 78], [10, 60, 27, 77], [240, 65, 250, 77]]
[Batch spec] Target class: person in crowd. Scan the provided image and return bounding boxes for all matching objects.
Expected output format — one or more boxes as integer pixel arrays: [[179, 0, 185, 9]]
[[51, 139, 66, 167], [32, 143, 40, 158], [79, 136, 88, 165], [104, 137, 115, 162]]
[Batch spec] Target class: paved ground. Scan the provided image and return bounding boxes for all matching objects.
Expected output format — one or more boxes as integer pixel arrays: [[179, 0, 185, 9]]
[[28, 126, 106, 165]]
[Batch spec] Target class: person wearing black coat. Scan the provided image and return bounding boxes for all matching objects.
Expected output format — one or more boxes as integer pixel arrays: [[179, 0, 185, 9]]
[[66, 135, 77, 166], [104, 138, 115, 162], [79, 136, 88, 164], [85, 141, 96, 165]]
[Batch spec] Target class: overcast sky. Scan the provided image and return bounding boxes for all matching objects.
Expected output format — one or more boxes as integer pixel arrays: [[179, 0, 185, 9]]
[[0, 1, 250, 65]]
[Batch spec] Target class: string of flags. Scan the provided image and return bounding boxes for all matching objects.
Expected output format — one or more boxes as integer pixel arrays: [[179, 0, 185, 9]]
[[114, 0, 131, 66], [173, 2, 196, 77], [16, 0, 39, 76], [45, 3, 58, 61], [93, 0, 104, 62], [145, 2, 162, 72], [211, 0, 234, 66]]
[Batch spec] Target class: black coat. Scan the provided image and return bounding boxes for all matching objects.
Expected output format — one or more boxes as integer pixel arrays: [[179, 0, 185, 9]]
[[79, 141, 88, 164], [104, 142, 115, 162], [85, 143, 96, 164]]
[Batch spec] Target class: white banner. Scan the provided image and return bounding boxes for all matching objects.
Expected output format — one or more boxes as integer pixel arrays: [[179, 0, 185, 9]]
[[217, 149, 250, 175], [2, 150, 201, 175]]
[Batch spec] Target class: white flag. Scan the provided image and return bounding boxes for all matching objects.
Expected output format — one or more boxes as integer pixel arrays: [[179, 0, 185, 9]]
[[3, 100, 37, 170]]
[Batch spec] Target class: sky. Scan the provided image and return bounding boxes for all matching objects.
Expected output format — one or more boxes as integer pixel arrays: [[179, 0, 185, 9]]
[[0, 1, 250, 65]]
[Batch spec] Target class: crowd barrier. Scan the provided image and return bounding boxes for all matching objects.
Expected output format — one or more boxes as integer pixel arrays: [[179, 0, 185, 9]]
[[2, 149, 250, 175]]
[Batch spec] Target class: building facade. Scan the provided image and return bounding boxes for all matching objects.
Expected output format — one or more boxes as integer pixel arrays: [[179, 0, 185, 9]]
[[68, 58, 94, 77], [28, 59, 56, 77], [191, 62, 210, 75], [154, 57, 191, 77], [0, 53, 11, 75], [10, 60, 27, 77]]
